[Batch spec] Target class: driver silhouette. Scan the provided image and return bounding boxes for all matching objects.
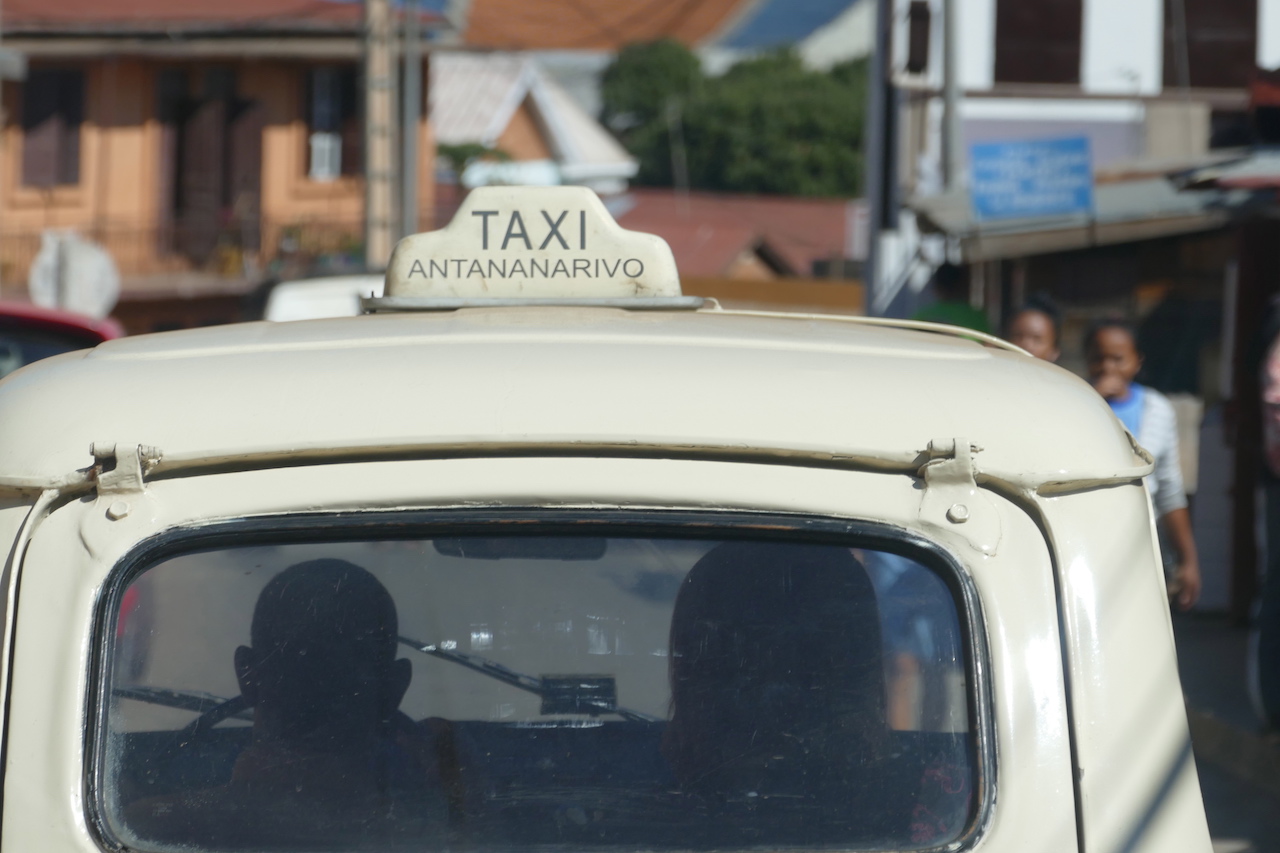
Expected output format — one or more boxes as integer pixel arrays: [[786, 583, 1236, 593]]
[[661, 542, 972, 845], [125, 559, 447, 849], [661, 542, 899, 842]]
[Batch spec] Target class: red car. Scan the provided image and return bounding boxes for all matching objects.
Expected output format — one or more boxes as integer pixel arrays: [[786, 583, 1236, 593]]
[[0, 301, 124, 379]]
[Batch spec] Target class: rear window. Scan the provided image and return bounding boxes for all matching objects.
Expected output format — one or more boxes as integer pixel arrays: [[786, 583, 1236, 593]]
[[97, 520, 983, 852]]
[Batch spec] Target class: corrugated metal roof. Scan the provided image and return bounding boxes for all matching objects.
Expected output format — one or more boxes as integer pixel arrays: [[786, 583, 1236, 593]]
[[617, 189, 855, 276], [430, 53, 530, 147], [535, 76, 637, 180], [1174, 150, 1280, 190], [462, 0, 746, 49], [717, 0, 858, 49], [430, 52, 636, 184], [910, 177, 1244, 261]]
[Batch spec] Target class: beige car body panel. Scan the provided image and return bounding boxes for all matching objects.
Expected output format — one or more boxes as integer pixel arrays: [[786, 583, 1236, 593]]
[[11, 459, 1075, 851], [0, 186, 1211, 852]]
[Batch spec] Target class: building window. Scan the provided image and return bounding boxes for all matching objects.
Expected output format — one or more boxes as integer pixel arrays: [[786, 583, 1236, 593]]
[[1162, 0, 1256, 90], [994, 0, 1082, 85], [306, 66, 361, 181], [21, 68, 84, 187]]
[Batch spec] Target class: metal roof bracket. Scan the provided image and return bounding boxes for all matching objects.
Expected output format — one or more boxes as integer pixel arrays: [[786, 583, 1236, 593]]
[[91, 442, 162, 499], [77, 443, 163, 561], [918, 438, 1001, 556]]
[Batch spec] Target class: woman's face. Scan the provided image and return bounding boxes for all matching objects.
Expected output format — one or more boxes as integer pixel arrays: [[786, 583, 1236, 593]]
[[1007, 310, 1059, 362], [1086, 327, 1142, 400]]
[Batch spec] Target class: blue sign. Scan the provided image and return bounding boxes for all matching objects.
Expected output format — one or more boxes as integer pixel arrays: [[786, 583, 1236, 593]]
[[970, 137, 1093, 221]]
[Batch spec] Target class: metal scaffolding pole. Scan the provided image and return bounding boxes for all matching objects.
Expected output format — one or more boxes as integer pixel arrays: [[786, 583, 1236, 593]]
[[862, 0, 896, 316], [364, 0, 398, 268], [941, 0, 961, 191], [0, 0, 29, 293], [402, 0, 422, 237]]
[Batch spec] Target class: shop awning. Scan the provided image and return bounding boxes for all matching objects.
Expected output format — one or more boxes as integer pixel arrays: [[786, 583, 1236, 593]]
[[910, 175, 1246, 262]]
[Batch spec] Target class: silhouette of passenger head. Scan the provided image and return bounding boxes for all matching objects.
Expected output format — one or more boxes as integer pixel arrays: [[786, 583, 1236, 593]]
[[234, 559, 411, 753], [665, 542, 887, 799]]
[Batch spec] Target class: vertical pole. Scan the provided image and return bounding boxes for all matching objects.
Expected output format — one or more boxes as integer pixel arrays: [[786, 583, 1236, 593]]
[[402, 0, 421, 237], [666, 97, 691, 219], [862, 0, 892, 316], [1230, 220, 1280, 624], [941, 0, 961, 190], [0, 0, 5, 295], [0, 0, 7, 294], [364, 0, 398, 268], [53, 237, 65, 310]]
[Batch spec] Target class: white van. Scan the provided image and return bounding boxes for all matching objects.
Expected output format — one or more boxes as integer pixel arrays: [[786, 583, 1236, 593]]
[[263, 273, 384, 322], [0, 186, 1209, 853]]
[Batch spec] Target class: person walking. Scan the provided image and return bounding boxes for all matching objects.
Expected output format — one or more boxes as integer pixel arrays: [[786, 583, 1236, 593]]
[[1005, 295, 1062, 363], [1086, 320, 1201, 610]]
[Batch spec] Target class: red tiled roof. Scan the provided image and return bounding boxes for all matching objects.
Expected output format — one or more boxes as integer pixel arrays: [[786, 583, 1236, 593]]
[[616, 189, 854, 278], [2, 0, 439, 33], [647, 222, 764, 277], [464, 0, 747, 50]]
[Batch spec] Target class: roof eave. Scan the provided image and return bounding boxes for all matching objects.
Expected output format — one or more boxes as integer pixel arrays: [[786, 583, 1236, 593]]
[[909, 180, 1239, 262], [2, 14, 446, 41], [558, 161, 639, 181], [5, 33, 371, 58]]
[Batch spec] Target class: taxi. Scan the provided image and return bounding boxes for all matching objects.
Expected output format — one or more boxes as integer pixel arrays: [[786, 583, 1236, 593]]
[[0, 186, 1210, 853]]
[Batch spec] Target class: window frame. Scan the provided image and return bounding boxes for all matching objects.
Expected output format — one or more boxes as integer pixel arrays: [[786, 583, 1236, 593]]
[[303, 64, 361, 181], [86, 508, 996, 853]]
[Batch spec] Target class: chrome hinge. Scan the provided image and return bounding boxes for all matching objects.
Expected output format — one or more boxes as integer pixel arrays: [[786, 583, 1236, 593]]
[[918, 437, 1001, 556], [91, 442, 162, 499]]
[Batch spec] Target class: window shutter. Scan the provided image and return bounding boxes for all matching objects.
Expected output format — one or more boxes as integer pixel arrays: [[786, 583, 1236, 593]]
[[21, 71, 59, 188], [20, 69, 85, 187], [340, 67, 362, 176], [994, 0, 1083, 85], [179, 99, 227, 263], [57, 70, 84, 185], [228, 102, 264, 251]]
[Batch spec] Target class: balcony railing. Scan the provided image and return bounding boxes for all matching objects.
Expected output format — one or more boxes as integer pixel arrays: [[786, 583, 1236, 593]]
[[0, 218, 366, 295]]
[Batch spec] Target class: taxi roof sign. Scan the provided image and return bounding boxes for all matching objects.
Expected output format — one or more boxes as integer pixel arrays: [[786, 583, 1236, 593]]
[[381, 186, 683, 303]]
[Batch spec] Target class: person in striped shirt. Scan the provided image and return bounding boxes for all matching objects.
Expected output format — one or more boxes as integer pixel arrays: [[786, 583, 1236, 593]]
[[1085, 320, 1201, 610]]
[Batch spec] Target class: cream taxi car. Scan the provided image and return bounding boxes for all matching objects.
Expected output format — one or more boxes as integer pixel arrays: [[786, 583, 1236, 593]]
[[0, 187, 1209, 853]]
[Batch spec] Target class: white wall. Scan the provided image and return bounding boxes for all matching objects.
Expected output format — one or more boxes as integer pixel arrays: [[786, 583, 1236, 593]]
[[1082, 0, 1163, 94], [1261, 0, 1280, 69], [802, 0, 875, 68], [957, 0, 995, 90]]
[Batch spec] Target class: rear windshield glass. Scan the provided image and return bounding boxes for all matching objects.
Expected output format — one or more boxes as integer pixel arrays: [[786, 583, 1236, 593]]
[[100, 531, 979, 852]]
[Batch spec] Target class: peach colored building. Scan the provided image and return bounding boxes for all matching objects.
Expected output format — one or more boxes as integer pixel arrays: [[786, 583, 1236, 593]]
[[0, 0, 439, 322]]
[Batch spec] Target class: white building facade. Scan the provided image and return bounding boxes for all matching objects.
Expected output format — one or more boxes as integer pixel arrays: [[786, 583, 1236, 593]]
[[875, 0, 1264, 310]]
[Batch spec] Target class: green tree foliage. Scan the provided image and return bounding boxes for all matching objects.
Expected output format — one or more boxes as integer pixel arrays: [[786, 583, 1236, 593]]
[[601, 42, 866, 197], [437, 142, 511, 180], [601, 39, 702, 140]]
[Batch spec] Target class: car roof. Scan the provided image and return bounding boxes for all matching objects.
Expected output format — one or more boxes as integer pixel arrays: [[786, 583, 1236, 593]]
[[0, 301, 124, 342], [0, 307, 1133, 491]]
